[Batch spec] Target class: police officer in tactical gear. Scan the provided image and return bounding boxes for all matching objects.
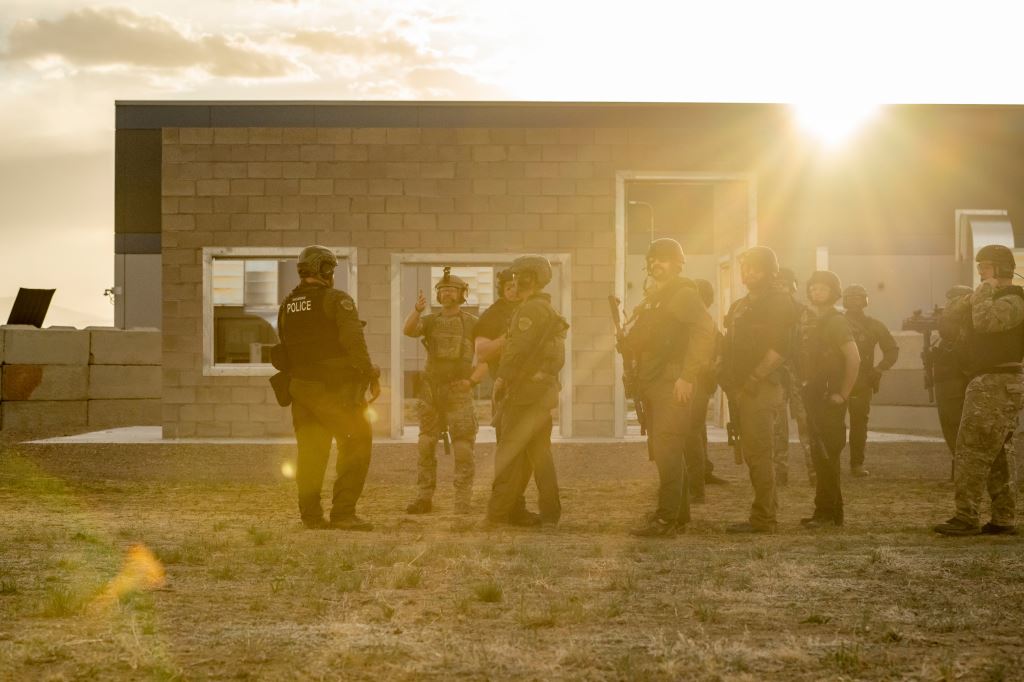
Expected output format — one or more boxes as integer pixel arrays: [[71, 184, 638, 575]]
[[277, 245, 380, 530], [935, 245, 1024, 536], [798, 271, 861, 528], [474, 267, 540, 524], [622, 238, 715, 537], [403, 268, 483, 515], [721, 246, 798, 533], [474, 268, 519, 386], [773, 267, 814, 486], [487, 255, 567, 525], [841, 284, 899, 477], [933, 285, 973, 455], [682, 278, 725, 502]]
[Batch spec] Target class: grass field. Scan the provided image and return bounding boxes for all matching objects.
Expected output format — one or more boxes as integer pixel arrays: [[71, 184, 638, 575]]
[[1, 436, 1022, 680]]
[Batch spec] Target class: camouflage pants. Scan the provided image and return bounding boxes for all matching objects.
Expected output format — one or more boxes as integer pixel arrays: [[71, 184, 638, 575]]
[[772, 381, 813, 480], [416, 380, 478, 505], [953, 373, 1023, 526], [290, 378, 372, 524]]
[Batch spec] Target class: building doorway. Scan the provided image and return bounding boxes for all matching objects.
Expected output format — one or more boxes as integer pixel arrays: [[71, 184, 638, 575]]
[[613, 171, 757, 437], [389, 253, 573, 439]]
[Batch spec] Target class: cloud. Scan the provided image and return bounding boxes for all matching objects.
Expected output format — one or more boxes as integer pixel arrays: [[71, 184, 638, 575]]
[[287, 29, 427, 61], [1, 7, 294, 78], [404, 66, 504, 99]]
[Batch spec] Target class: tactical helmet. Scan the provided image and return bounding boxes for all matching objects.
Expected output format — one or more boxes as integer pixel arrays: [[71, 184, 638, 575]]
[[496, 267, 515, 297], [739, 246, 780, 275], [843, 284, 868, 298], [695, 278, 715, 309], [777, 267, 798, 292], [975, 244, 1016, 272], [435, 266, 469, 304], [508, 255, 553, 289], [646, 238, 685, 265], [297, 245, 338, 279], [945, 284, 973, 301], [806, 270, 842, 305]]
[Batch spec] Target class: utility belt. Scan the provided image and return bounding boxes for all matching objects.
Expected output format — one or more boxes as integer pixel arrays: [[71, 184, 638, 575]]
[[291, 363, 366, 390], [423, 370, 470, 386], [424, 358, 471, 384]]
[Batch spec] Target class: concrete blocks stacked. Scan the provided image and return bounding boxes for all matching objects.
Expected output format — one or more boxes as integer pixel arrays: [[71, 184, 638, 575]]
[[0, 326, 161, 432], [87, 329, 162, 429], [1, 326, 89, 431]]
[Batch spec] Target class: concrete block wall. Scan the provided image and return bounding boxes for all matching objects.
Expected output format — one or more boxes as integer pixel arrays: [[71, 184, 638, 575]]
[[161, 126, 640, 438], [157, 126, 960, 439], [0, 326, 161, 432]]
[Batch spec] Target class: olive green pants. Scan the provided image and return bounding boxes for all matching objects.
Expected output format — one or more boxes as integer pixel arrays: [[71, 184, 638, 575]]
[[487, 399, 560, 524], [639, 378, 691, 525], [736, 381, 784, 528]]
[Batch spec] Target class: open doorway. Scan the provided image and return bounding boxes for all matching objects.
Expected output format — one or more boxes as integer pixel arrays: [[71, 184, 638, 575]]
[[613, 171, 757, 436], [389, 253, 573, 439]]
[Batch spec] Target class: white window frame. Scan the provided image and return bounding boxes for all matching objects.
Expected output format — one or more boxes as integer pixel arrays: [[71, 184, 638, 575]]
[[390, 252, 574, 439], [202, 246, 358, 377]]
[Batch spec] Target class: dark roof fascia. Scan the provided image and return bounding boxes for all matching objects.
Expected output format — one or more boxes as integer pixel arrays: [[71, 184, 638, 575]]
[[114, 100, 1024, 131], [115, 101, 794, 130]]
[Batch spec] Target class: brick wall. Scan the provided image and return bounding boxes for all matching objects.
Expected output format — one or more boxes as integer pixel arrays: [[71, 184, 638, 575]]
[[160, 125, 761, 438], [0, 326, 161, 432]]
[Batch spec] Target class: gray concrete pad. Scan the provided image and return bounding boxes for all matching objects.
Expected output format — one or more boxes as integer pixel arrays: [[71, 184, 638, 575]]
[[27, 423, 944, 445]]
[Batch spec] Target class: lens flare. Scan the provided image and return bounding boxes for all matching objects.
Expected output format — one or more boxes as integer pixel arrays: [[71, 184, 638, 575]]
[[281, 461, 296, 479], [98, 544, 165, 603]]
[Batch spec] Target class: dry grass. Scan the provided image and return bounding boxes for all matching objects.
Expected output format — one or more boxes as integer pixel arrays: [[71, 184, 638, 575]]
[[1, 436, 1022, 680]]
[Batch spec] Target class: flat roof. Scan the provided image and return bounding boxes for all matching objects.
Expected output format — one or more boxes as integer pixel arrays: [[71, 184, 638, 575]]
[[116, 100, 1024, 130], [115, 100, 787, 129]]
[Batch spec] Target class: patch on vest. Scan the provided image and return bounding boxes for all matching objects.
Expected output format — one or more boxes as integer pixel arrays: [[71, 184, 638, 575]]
[[341, 299, 355, 311], [518, 317, 533, 332]]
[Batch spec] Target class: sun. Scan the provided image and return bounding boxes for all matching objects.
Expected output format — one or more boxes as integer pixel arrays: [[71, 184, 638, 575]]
[[791, 101, 883, 148]]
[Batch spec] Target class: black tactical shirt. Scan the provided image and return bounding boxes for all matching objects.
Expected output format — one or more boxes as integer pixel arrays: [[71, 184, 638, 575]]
[[474, 297, 519, 380], [278, 281, 373, 378]]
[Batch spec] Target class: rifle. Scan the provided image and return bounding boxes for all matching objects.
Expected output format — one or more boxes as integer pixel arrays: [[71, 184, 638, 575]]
[[725, 394, 743, 465], [608, 296, 648, 436], [902, 306, 942, 404]]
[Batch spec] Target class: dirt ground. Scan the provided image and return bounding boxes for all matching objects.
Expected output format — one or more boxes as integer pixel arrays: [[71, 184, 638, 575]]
[[1, 434, 1022, 680]]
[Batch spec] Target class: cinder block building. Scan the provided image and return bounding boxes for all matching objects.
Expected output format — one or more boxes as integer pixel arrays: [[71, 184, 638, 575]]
[[113, 101, 1024, 439]]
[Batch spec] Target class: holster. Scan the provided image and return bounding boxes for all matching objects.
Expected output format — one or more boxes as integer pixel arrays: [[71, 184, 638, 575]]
[[269, 371, 292, 407]]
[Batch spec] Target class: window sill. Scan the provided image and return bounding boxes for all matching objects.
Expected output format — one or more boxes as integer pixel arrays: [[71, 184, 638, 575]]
[[205, 364, 276, 377]]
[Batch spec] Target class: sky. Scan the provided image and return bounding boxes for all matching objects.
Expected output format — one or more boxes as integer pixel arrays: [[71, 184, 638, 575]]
[[2, 0, 1024, 325]]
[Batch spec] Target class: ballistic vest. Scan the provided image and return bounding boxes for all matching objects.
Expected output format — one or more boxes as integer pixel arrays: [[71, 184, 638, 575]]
[[279, 284, 347, 371], [967, 286, 1024, 374], [629, 277, 697, 384]]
